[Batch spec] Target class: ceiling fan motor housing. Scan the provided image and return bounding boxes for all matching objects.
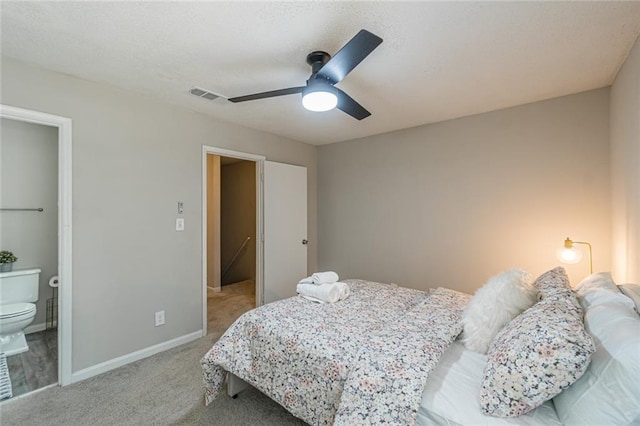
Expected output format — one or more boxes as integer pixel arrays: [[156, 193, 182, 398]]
[[307, 51, 332, 77], [304, 78, 335, 94]]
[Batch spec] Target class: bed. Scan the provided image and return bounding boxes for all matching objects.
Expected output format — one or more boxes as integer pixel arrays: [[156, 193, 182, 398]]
[[201, 271, 640, 425]]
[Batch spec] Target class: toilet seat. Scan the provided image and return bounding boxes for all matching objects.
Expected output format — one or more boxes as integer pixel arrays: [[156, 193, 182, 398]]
[[0, 302, 36, 319]]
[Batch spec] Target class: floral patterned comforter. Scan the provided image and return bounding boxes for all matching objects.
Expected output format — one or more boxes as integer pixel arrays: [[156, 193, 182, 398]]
[[201, 279, 470, 425]]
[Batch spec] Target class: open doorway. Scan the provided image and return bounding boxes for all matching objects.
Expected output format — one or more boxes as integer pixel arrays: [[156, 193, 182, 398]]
[[0, 104, 73, 399], [1, 118, 58, 399], [201, 147, 309, 336], [202, 147, 265, 337], [206, 155, 256, 335]]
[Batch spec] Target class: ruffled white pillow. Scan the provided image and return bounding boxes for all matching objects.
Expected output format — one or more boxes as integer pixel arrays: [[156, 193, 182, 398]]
[[461, 268, 537, 354]]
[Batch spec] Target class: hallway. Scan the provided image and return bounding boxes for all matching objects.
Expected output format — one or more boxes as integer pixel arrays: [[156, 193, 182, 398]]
[[207, 279, 255, 336]]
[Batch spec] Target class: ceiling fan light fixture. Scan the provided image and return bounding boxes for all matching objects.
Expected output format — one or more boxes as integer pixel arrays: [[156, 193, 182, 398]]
[[302, 83, 338, 112], [228, 29, 382, 120]]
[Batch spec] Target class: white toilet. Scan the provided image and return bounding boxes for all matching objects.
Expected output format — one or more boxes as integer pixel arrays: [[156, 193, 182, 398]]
[[0, 268, 40, 356]]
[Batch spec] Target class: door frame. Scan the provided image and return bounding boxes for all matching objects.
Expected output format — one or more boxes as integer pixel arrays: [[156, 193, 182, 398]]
[[0, 104, 73, 386], [201, 146, 265, 335]]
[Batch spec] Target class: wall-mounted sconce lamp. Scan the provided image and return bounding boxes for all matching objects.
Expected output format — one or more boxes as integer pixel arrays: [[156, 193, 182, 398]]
[[556, 237, 593, 274]]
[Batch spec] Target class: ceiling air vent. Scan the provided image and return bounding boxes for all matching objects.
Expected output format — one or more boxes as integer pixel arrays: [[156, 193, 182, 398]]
[[189, 87, 223, 101]]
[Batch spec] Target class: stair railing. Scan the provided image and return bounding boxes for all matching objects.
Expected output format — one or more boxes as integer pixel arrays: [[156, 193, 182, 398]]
[[222, 236, 251, 279]]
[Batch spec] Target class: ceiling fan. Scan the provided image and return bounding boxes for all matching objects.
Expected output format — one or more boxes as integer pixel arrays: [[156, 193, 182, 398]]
[[228, 29, 383, 120]]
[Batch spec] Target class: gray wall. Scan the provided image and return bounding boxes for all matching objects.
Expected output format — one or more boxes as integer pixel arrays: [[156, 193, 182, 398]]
[[221, 160, 256, 285], [0, 56, 318, 372], [319, 89, 611, 293], [611, 36, 640, 284], [1, 118, 58, 327]]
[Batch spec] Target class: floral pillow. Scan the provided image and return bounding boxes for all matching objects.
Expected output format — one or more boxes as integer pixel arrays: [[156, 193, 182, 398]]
[[533, 266, 573, 298], [479, 267, 595, 417]]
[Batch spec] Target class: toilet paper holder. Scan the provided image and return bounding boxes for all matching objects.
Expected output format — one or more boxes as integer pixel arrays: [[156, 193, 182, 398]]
[[49, 276, 59, 288], [46, 275, 59, 330]]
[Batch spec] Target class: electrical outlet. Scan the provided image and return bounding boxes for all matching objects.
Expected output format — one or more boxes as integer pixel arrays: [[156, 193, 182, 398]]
[[155, 310, 165, 326]]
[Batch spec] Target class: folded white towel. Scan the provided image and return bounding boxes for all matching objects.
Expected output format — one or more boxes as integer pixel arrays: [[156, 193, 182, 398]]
[[298, 276, 314, 285], [335, 282, 350, 300], [311, 271, 339, 284], [297, 283, 341, 303]]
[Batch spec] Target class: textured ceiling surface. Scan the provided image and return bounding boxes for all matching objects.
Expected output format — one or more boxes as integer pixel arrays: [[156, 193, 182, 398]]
[[2, 1, 640, 145]]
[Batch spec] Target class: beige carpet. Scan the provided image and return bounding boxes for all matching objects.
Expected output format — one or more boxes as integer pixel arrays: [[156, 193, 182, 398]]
[[0, 280, 306, 426], [207, 280, 256, 336]]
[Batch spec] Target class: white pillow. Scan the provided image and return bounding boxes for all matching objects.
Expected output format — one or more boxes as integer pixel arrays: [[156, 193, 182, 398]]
[[553, 283, 640, 425], [575, 271, 619, 296], [575, 272, 635, 310], [619, 283, 640, 314], [461, 268, 537, 354], [575, 272, 620, 293]]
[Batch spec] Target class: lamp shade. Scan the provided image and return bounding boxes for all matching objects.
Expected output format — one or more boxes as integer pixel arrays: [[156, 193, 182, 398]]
[[557, 246, 583, 264], [302, 81, 338, 112], [556, 237, 593, 273]]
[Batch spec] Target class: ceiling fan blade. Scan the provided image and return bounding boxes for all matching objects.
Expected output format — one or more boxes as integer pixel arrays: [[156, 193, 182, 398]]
[[316, 29, 383, 84], [335, 88, 371, 120], [228, 86, 305, 103]]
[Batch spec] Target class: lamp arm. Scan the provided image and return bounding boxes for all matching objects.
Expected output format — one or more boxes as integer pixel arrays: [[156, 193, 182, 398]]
[[573, 241, 593, 274]]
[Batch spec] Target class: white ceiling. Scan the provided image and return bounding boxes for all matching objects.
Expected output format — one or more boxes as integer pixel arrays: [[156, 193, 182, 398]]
[[2, 2, 640, 146]]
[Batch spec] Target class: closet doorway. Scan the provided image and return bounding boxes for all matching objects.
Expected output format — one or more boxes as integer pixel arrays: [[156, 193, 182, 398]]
[[202, 147, 264, 336]]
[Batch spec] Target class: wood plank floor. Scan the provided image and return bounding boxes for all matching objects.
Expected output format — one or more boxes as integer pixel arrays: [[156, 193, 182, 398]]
[[6, 329, 57, 399]]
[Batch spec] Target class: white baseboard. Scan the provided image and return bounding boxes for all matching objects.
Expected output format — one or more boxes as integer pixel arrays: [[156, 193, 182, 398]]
[[70, 330, 203, 384], [24, 322, 47, 334]]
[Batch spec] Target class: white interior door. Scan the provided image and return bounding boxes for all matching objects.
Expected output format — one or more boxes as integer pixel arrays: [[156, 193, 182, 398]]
[[263, 161, 307, 304]]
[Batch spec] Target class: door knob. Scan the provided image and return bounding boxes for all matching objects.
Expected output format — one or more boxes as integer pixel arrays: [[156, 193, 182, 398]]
[[302, 239, 309, 245]]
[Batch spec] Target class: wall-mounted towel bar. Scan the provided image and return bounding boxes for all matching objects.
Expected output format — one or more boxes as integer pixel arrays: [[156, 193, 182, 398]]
[[0, 208, 44, 212]]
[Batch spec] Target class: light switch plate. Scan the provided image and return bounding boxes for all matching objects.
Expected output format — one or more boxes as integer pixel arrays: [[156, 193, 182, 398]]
[[176, 218, 185, 231]]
